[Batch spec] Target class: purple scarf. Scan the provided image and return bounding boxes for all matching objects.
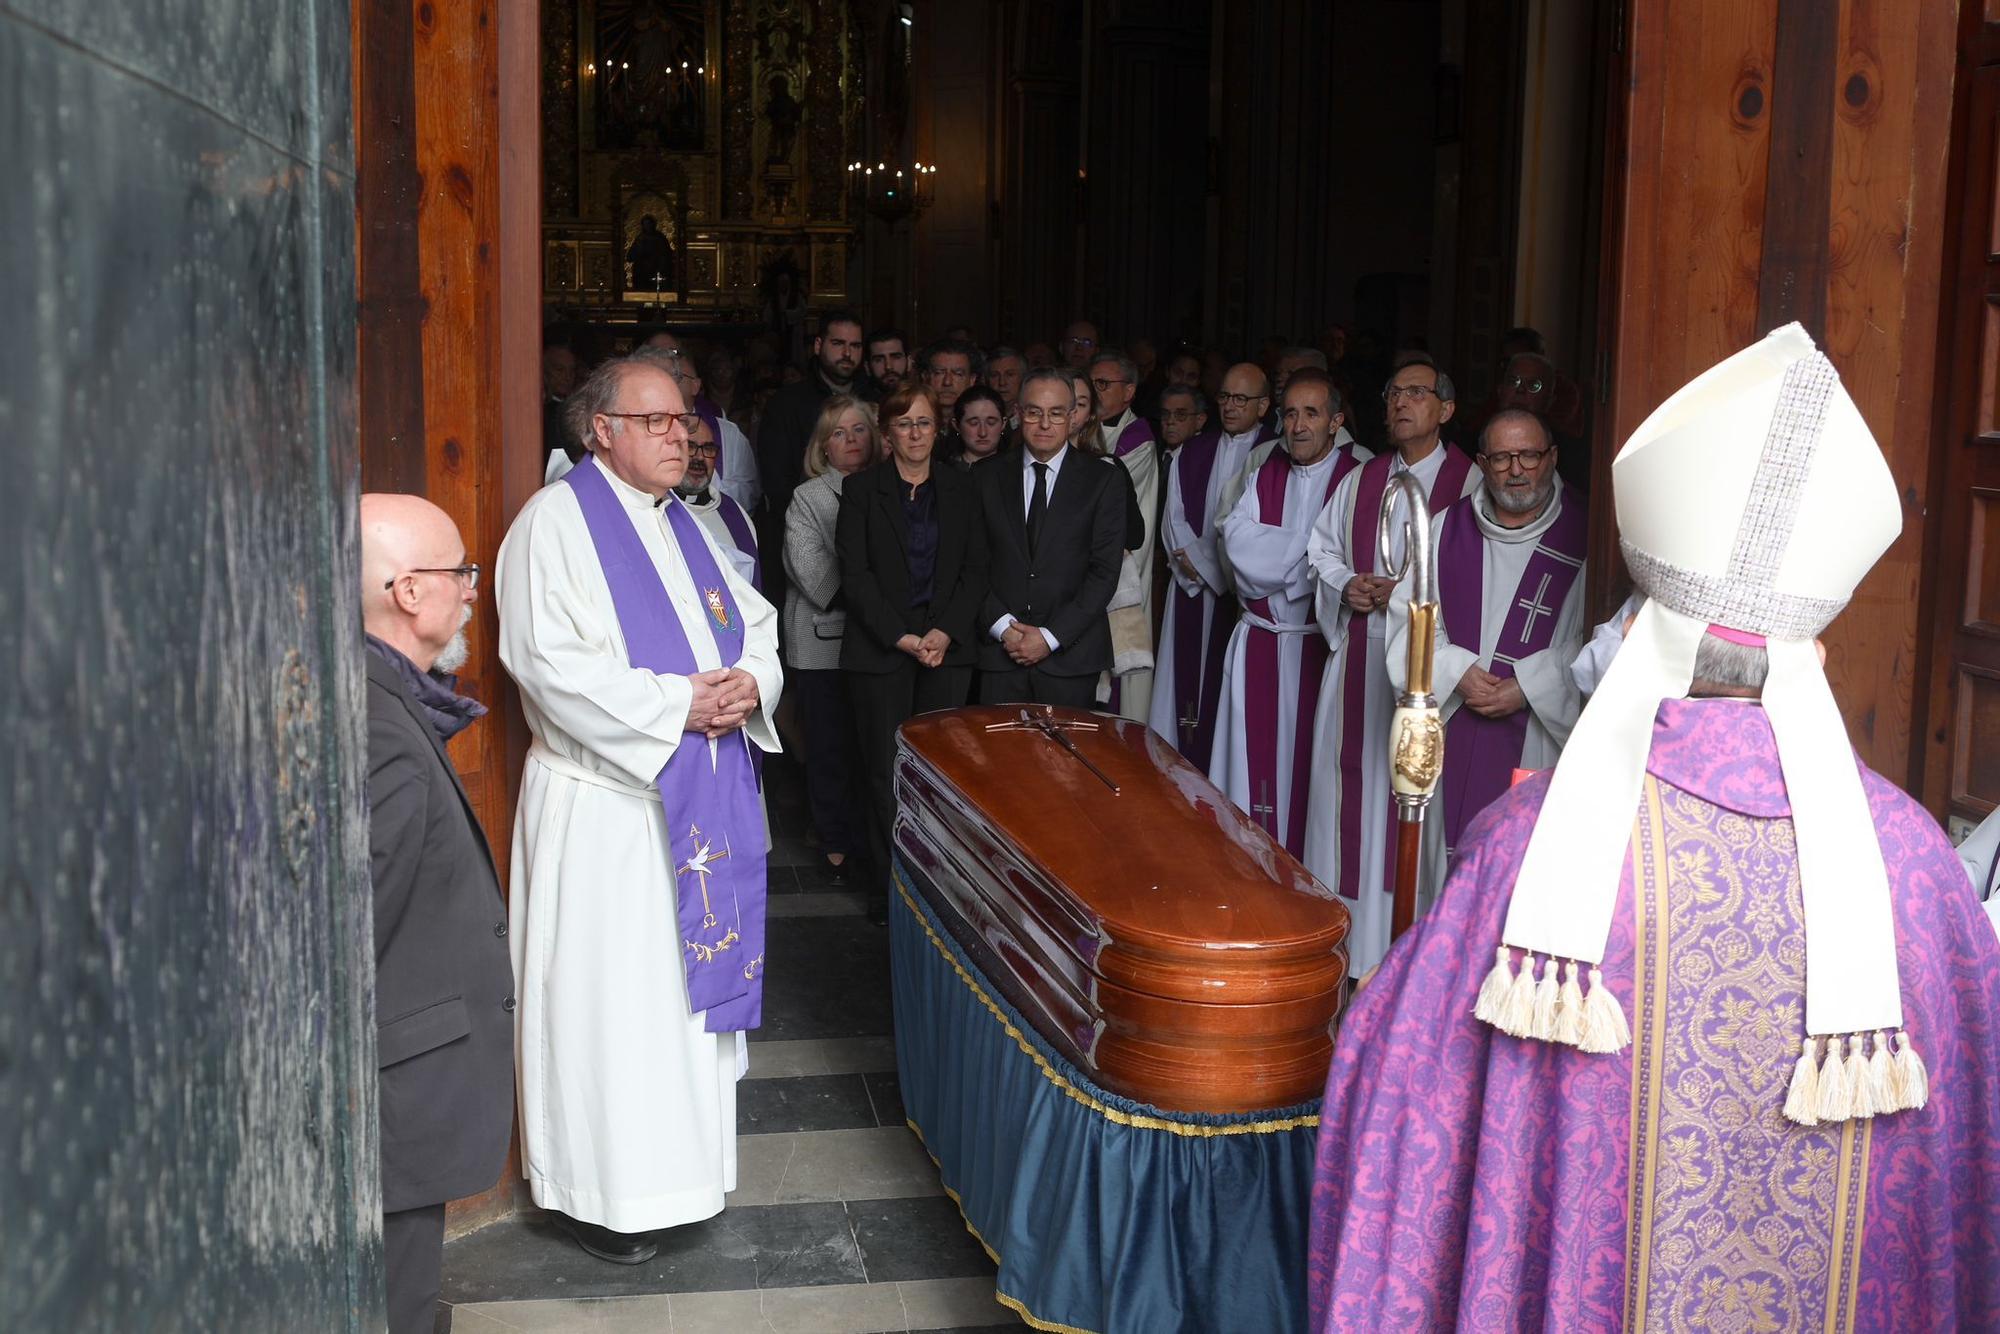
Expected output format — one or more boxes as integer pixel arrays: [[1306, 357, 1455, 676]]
[[1435, 491, 1585, 853], [1166, 429, 1232, 768], [564, 455, 766, 1031]]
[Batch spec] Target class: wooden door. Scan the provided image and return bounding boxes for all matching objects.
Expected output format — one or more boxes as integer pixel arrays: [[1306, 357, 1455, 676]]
[[1919, 15, 2000, 836]]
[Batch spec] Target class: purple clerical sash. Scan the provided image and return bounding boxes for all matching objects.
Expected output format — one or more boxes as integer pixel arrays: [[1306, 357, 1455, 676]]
[[1435, 492, 1586, 855], [715, 493, 763, 593], [1241, 444, 1361, 857], [564, 455, 766, 1032], [1168, 429, 1230, 767], [1333, 446, 1474, 899], [1113, 416, 1156, 458]]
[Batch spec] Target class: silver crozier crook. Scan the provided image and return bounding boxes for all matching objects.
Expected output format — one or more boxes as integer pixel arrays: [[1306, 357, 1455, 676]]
[[1377, 473, 1444, 940]]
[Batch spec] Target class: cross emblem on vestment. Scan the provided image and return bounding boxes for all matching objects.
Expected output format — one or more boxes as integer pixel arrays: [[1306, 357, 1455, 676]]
[[1516, 572, 1559, 642], [1252, 780, 1276, 824], [1179, 709, 1201, 744], [677, 823, 731, 929]]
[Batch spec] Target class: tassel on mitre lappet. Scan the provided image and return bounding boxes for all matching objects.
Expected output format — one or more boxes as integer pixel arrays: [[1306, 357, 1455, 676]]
[[1468, 324, 1928, 1125]]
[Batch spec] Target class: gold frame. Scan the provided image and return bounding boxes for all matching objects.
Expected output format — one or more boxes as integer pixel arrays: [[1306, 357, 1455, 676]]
[[577, 0, 724, 158]]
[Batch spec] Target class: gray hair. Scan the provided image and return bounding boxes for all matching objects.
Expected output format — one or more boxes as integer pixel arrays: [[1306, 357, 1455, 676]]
[[1090, 349, 1140, 385], [1392, 351, 1456, 403], [1691, 634, 1769, 691], [564, 355, 656, 453], [987, 344, 1024, 367], [1019, 366, 1074, 401], [1160, 384, 1207, 415], [1281, 346, 1328, 371]]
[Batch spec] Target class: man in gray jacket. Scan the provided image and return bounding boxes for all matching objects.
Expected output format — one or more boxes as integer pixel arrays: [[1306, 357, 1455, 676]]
[[361, 493, 515, 1333]]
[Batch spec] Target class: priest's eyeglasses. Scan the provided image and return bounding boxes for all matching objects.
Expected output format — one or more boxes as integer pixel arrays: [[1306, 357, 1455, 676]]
[[386, 564, 480, 590], [602, 410, 700, 436], [1383, 384, 1439, 404], [1479, 447, 1551, 472], [1214, 390, 1266, 407]]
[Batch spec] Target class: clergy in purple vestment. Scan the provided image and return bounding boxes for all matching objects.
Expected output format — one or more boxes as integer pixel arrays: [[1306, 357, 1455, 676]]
[[1384, 408, 1588, 912], [496, 355, 782, 1266], [1308, 325, 2000, 1332], [679, 409, 762, 592], [1146, 385, 1241, 770]]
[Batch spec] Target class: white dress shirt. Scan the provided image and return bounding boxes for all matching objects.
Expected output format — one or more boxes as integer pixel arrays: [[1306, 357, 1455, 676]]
[[991, 444, 1073, 651]]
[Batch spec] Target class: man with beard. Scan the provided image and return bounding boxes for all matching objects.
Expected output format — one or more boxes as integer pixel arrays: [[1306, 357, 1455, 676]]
[[361, 493, 513, 1332], [1302, 353, 1480, 976], [755, 310, 864, 614], [864, 327, 909, 395], [676, 410, 761, 590], [1208, 369, 1369, 858], [1383, 406, 1587, 908]]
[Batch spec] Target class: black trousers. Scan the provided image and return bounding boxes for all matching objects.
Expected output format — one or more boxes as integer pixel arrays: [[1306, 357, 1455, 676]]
[[383, 1201, 448, 1334], [978, 666, 1099, 709], [793, 666, 864, 858], [847, 660, 973, 889]]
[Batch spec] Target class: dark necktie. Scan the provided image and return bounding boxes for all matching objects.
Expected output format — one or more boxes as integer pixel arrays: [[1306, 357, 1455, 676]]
[[1027, 461, 1049, 555]]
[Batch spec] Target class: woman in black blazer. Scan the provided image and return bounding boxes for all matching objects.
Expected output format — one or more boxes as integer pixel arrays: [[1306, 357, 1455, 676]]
[[836, 382, 989, 913]]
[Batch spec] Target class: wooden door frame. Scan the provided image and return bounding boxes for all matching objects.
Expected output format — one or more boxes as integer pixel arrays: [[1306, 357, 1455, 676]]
[[1913, 6, 2000, 822]]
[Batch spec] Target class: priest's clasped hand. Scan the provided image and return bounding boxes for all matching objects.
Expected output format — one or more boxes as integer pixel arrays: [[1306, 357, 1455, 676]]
[[686, 667, 761, 738], [1343, 573, 1396, 614], [1458, 665, 1525, 719], [1002, 622, 1052, 667]]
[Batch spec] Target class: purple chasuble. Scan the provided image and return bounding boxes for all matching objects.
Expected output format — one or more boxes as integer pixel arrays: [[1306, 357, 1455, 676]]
[[714, 493, 763, 593], [1307, 699, 2000, 1331], [1113, 416, 1155, 458], [563, 455, 767, 1032], [1434, 493, 1585, 853], [1241, 443, 1361, 857], [1334, 446, 1475, 899], [1166, 429, 1235, 770]]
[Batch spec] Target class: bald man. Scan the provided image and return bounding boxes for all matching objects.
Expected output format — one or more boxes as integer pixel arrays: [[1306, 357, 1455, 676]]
[[361, 494, 514, 1334]]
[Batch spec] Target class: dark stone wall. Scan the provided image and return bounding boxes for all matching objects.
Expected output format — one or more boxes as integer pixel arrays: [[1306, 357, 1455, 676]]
[[0, 3, 378, 1330]]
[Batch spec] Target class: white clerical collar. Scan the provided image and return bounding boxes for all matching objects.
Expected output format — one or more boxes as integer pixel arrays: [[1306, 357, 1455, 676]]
[[1390, 440, 1447, 478], [1470, 474, 1564, 544], [1287, 443, 1340, 474], [677, 488, 718, 512], [1222, 426, 1262, 447]]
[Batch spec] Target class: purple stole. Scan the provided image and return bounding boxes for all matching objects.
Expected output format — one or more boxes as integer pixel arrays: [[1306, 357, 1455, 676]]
[[1166, 429, 1233, 769], [1435, 492, 1586, 854], [1113, 416, 1155, 458], [1334, 446, 1475, 899], [715, 493, 763, 593], [1241, 444, 1362, 858], [563, 455, 766, 1032]]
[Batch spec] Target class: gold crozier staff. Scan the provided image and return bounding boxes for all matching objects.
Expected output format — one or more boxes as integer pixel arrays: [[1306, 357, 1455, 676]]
[[1377, 473, 1444, 941]]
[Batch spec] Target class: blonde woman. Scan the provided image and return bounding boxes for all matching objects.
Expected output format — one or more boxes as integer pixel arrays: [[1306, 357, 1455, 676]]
[[784, 394, 877, 885]]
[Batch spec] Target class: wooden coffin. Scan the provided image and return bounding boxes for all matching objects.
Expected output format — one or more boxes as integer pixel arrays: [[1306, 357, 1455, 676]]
[[893, 705, 1349, 1114]]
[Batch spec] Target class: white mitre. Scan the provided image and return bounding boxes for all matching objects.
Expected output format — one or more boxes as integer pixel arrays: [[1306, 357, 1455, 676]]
[[1471, 323, 1925, 1127]]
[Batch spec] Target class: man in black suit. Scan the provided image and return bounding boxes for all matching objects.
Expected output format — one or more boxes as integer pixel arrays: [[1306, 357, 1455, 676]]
[[971, 367, 1129, 707], [361, 493, 516, 1334]]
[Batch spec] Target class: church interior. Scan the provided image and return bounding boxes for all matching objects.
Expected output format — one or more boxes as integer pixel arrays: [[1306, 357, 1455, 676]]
[[8, 0, 2000, 1330]]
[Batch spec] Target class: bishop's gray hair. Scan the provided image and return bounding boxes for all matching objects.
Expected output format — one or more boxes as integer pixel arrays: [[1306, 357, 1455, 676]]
[[564, 355, 656, 453], [1690, 634, 1769, 691], [1392, 350, 1456, 404], [1160, 383, 1207, 415]]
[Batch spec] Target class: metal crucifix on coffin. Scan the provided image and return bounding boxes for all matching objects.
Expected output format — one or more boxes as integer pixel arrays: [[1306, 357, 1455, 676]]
[[985, 706, 1121, 794]]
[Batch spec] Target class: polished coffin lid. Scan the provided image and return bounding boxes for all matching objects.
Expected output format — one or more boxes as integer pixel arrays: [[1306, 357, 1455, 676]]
[[893, 705, 1349, 1114]]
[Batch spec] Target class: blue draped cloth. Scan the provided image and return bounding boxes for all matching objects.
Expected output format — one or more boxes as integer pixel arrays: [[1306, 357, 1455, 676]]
[[890, 860, 1320, 1334]]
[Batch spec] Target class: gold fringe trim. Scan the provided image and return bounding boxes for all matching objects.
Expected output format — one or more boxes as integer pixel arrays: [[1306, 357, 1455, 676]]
[[906, 1118, 1102, 1334], [893, 875, 1319, 1137]]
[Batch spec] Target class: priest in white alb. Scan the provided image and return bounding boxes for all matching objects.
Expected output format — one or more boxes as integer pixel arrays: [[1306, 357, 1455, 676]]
[[496, 355, 782, 1267], [1385, 407, 1587, 910], [1209, 368, 1369, 858], [1091, 348, 1161, 722], [1301, 353, 1478, 976]]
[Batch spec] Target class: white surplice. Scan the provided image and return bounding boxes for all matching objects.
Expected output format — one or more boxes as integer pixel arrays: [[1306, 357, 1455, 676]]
[[682, 487, 760, 589], [1386, 479, 1587, 916], [1208, 439, 1367, 846], [1103, 409, 1161, 723], [714, 415, 761, 516], [1147, 428, 1265, 750], [496, 463, 783, 1233], [1301, 445, 1481, 977]]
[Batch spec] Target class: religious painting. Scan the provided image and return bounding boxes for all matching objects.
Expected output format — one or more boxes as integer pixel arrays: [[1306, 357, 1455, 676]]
[[596, 0, 711, 150]]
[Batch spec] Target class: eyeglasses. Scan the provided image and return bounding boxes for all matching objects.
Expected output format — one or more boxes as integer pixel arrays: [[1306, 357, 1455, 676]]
[[689, 441, 720, 457], [1502, 375, 1546, 394], [1214, 391, 1267, 408], [1063, 336, 1098, 350], [1020, 407, 1067, 425], [601, 409, 700, 436], [1090, 377, 1131, 392], [1479, 446, 1551, 472], [891, 416, 936, 433], [1383, 384, 1440, 404], [384, 564, 480, 591]]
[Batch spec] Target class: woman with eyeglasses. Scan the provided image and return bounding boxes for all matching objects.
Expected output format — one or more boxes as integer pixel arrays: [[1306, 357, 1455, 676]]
[[835, 383, 989, 918], [782, 395, 878, 886]]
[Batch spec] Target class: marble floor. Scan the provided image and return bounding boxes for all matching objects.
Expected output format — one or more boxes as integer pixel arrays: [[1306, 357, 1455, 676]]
[[440, 750, 1024, 1334]]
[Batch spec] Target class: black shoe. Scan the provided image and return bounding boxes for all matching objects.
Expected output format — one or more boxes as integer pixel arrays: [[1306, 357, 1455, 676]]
[[821, 855, 850, 886], [556, 1213, 657, 1265]]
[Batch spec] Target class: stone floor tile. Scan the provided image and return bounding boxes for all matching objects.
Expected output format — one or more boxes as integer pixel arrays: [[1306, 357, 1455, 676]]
[[894, 1277, 1023, 1329], [452, 1295, 675, 1332], [767, 890, 867, 918], [846, 1197, 998, 1284], [731, 1127, 944, 1206], [738, 1073, 878, 1135]]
